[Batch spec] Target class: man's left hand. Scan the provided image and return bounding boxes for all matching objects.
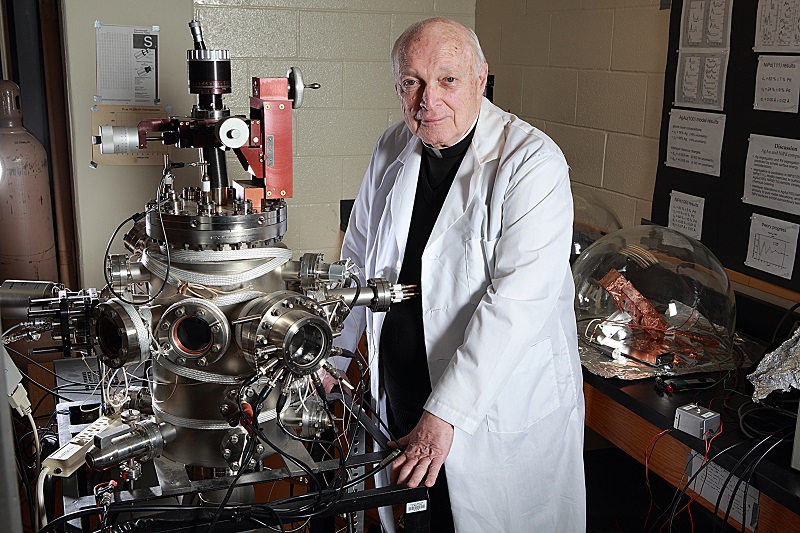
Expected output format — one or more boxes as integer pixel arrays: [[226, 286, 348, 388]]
[[389, 410, 454, 488]]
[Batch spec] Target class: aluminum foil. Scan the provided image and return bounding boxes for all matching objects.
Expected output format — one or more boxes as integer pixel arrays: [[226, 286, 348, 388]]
[[579, 331, 758, 380], [748, 327, 800, 401]]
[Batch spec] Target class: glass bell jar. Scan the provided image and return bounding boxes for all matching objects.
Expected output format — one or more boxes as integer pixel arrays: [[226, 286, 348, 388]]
[[571, 188, 622, 264], [572, 225, 736, 372]]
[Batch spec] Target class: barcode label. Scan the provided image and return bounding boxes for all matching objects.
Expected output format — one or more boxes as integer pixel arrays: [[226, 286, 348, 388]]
[[405, 500, 428, 514]]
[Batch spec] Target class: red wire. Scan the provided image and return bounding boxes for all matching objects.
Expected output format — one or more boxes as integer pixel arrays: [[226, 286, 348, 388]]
[[644, 428, 671, 530], [662, 423, 725, 532]]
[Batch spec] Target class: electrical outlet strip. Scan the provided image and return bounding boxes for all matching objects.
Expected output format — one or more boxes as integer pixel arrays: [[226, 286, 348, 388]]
[[42, 414, 121, 477]]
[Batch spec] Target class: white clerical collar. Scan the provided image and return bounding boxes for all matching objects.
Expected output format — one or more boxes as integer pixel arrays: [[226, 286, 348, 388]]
[[421, 114, 480, 158]]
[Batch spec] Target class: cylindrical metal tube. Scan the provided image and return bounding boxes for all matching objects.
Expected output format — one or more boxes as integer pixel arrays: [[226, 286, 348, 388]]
[[203, 146, 228, 190], [85, 421, 177, 470], [327, 286, 375, 308], [0, 280, 56, 320]]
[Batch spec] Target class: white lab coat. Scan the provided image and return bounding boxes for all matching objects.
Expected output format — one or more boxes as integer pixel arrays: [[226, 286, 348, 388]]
[[337, 98, 586, 532]]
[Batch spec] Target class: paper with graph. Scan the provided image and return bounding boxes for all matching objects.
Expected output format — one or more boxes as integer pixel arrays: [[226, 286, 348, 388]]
[[745, 213, 798, 279], [755, 0, 800, 52], [743, 134, 800, 214]]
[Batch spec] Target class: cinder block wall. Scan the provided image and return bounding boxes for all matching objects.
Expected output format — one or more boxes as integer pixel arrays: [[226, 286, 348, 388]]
[[475, 0, 670, 227], [193, 1, 476, 260]]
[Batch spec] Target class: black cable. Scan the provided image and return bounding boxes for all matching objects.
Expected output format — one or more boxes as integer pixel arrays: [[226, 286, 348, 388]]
[[347, 275, 361, 310], [104, 167, 173, 306], [16, 367, 74, 402], [4, 345, 89, 387], [656, 440, 749, 533], [338, 348, 399, 444], [728, 433, 792, 533], [709, 433, 784, 533], [769, 300, 800, 348], [103, 213, 141, 304], [207, 374, 265, 533], [13, 425, 36, 529]]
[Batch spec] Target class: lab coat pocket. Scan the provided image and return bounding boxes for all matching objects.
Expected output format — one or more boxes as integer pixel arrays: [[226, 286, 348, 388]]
[[487, 337, 561, 433], [465, 237, 498, 304]]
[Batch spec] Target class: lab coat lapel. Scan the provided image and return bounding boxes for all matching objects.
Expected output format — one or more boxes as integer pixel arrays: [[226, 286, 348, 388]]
[[426, 148, 481, 248], [388, 136, 422, 264], [426, 99, 504, 249]]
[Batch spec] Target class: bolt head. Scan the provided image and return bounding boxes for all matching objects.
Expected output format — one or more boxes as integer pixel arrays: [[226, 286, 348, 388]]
[[195, 309, 205, 317], [220, 404, 229, 414], [222, 449, 231, 459], [211, 344, 220, 353], [230, 462, 240, 471], [211, 324, 221, 333], [230, 434, 239, 444], [175, 307, 185, 317], [177, 357, 186, 365], [255, 444, 264, 454], [197, 357, 208, 367], [161, 321, 170, 330]]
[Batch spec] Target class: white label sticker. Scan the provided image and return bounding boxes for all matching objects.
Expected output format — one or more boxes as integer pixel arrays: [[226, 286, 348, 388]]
[[405, 500, 428, 514]]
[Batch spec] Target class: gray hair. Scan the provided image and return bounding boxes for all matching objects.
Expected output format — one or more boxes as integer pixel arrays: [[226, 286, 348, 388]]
[[391, 18, 487, 82]]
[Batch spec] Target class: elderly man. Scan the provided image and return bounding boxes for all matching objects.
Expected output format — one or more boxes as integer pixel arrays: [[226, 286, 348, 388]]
[[336, 18, 585, 532]]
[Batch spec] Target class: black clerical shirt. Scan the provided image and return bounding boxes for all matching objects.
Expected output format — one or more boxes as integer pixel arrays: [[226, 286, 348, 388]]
[[379, 125, 476, 437]]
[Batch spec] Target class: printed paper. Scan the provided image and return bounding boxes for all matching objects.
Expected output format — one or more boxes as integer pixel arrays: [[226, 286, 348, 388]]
[[745, 213, 799, 279], [666, 109, 726, 176], [668, 191, 706, 240], [743, 134, 800, 215]]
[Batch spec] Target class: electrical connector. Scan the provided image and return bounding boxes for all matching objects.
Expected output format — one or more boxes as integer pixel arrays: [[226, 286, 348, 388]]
[[8, 382, 32, 416]]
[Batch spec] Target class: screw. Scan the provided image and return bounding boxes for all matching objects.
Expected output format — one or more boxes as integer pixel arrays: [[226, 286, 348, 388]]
[[248, 459, 257, 468], [211, 344, 220, 353], [231, 462, 240, 472], [190, 220, 199, 228], [175, 307, 185, 317], [161, 321, 170, 330], [230, 434, 239, 444], [177, 357, 186, 365], [255, 444, 264, 454], [211, 324, 221, 333], [220, 405, 230, 415], [195, 309, 205, 317], [161, 343, 170, 351], [222, 448, 231, 459], [197, 357, 208, 367]]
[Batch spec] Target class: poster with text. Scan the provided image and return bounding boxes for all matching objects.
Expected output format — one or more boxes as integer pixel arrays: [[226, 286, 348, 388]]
[[680, 0, 734, 50], [96, 23, 159, 105], [675, 51, 729, 110], [745, 213, 799, 279], [754, 55, 800, 113], [668, 190, 705, 240], [743, 134, 800, 215], [755, 0, 800, 52], [666, 109, 726, 176]]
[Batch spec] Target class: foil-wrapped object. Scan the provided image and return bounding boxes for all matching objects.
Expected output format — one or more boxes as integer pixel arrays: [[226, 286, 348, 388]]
[[580, 331, 758, 380], [748, 327, 800, 401]]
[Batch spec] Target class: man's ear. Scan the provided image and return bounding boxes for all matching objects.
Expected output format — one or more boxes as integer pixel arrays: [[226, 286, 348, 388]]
[[477, 62, 489, 93]]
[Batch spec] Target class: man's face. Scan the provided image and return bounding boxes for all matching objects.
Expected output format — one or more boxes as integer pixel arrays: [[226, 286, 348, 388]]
[[396, 28, 488, 148]]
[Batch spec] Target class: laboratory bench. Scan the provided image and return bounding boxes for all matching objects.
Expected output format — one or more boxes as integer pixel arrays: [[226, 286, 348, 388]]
[[583, 366, 800, 531]]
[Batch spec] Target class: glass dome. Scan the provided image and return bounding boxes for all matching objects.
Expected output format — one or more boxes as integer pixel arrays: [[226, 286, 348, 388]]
[[572, 225, 735, 373], [571, 189, 622, 264]]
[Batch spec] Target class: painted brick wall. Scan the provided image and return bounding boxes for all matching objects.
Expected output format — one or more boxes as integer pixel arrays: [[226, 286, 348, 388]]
[[193, 0, 476, 260], [475, 0, 670, 227]]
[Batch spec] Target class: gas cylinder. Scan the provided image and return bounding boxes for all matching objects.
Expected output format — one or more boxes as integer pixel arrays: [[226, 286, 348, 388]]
[[0, 80, 58, 282]]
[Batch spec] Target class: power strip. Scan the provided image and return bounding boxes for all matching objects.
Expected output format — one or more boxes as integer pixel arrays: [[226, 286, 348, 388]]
[[43, 414, 121, 477]]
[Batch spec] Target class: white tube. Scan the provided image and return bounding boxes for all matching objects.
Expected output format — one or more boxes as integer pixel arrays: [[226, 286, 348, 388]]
[[26, 412, 40, 474], [36, 465, 50, 528]]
